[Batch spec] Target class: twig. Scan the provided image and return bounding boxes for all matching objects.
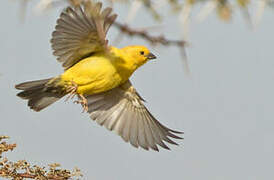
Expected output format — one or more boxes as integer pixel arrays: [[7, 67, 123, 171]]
[[0, 171, 69, 180], [113, 21, 187, 47], [0, 137, 82, 180]]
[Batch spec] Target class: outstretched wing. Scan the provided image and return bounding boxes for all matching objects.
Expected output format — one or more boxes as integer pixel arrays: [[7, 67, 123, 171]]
[[86, 80, 183, 151], [51, 1, 117, 70]]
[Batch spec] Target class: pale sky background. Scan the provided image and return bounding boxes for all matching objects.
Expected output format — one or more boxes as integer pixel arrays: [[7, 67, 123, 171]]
[[1, 1, 274, 180]]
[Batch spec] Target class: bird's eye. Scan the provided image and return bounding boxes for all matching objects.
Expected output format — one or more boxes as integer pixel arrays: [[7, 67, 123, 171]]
[[140, 51, 145, 55]]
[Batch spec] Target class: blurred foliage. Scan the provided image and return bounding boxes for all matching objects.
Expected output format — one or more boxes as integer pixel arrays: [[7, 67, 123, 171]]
[[18, 0, 274, 24], [0, 136, 82, 180]]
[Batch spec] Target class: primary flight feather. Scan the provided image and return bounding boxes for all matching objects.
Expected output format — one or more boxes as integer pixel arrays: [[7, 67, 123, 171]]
[[15, 1, 183, 151]]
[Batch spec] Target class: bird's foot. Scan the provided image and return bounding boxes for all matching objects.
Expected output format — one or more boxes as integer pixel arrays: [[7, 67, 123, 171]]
[[65, 81, 78, 102], [74, 94, 88, 113]]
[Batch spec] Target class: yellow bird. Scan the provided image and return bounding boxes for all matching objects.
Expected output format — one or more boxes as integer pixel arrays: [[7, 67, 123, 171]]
[[15, 1, 183, 151]]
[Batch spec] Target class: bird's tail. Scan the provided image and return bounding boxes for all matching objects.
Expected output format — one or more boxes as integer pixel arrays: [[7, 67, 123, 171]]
[[15, 77, 66, 112]]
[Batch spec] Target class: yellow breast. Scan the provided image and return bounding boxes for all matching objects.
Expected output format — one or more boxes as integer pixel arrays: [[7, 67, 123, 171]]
[[60, 47, 141, 95], [61, 55, 122, 95]]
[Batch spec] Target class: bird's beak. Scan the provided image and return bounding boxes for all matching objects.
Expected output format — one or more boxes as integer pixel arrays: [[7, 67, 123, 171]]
[[146, 53, 157, 60]]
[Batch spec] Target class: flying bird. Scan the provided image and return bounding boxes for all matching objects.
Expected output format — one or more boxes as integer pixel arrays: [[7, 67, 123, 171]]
[[15, 1, 183, 151]]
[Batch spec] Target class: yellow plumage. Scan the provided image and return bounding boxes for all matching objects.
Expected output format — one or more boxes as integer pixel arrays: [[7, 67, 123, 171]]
[[62, 53, 122, 95], [61, 46, 150, 95], [15, 1, 183, 151]]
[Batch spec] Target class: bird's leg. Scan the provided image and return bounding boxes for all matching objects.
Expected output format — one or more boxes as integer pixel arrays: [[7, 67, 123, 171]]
[[74, 94, 88, 113], [65, 81, 78, 102], [64, 81, 88, 112]]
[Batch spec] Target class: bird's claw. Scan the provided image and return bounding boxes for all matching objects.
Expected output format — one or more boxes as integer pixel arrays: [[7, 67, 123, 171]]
[[65, 81, 78, 102], [74, 94, 88, 113], [64, 81, 88, 112]]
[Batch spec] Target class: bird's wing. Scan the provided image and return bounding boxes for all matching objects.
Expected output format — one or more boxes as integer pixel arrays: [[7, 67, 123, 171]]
[[86, 80, 183, 151], [51, 1, 117, 70]]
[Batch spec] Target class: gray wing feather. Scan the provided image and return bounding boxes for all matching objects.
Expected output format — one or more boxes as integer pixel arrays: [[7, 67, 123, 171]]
[[119, 103, 132, 142], [129, 106, 139, 148], [51, 2, 117, 70], [85, 80, 183, 151]]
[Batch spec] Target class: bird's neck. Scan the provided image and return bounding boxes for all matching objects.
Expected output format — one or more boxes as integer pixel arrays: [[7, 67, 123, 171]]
[[109, 47, 139, 82]]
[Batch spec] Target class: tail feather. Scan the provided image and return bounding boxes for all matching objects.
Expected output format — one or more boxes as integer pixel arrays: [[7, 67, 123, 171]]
[[15, 78, 65, 112], [15, 78, 51, 90]]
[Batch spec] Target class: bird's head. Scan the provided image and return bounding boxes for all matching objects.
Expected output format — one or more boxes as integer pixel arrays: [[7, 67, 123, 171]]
[[121, 45, 156, 67]]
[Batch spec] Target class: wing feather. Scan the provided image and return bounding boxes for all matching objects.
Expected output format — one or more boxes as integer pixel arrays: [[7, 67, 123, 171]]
[[103, 101, 124, 129], [104, 14, 117, 33], [144, 112, 170, 150], [66, 7, 90, 31], [136, 107, 148, 150], [150, 117, 179, 145], [140, 110, 158, 151], [128, 106, 139, 148], [85, 80, 183, 151], [52, 29, 82, 38], [57, 14, 86, 33], [119, 102, 132, 142], [51, 2, 117, 69]]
